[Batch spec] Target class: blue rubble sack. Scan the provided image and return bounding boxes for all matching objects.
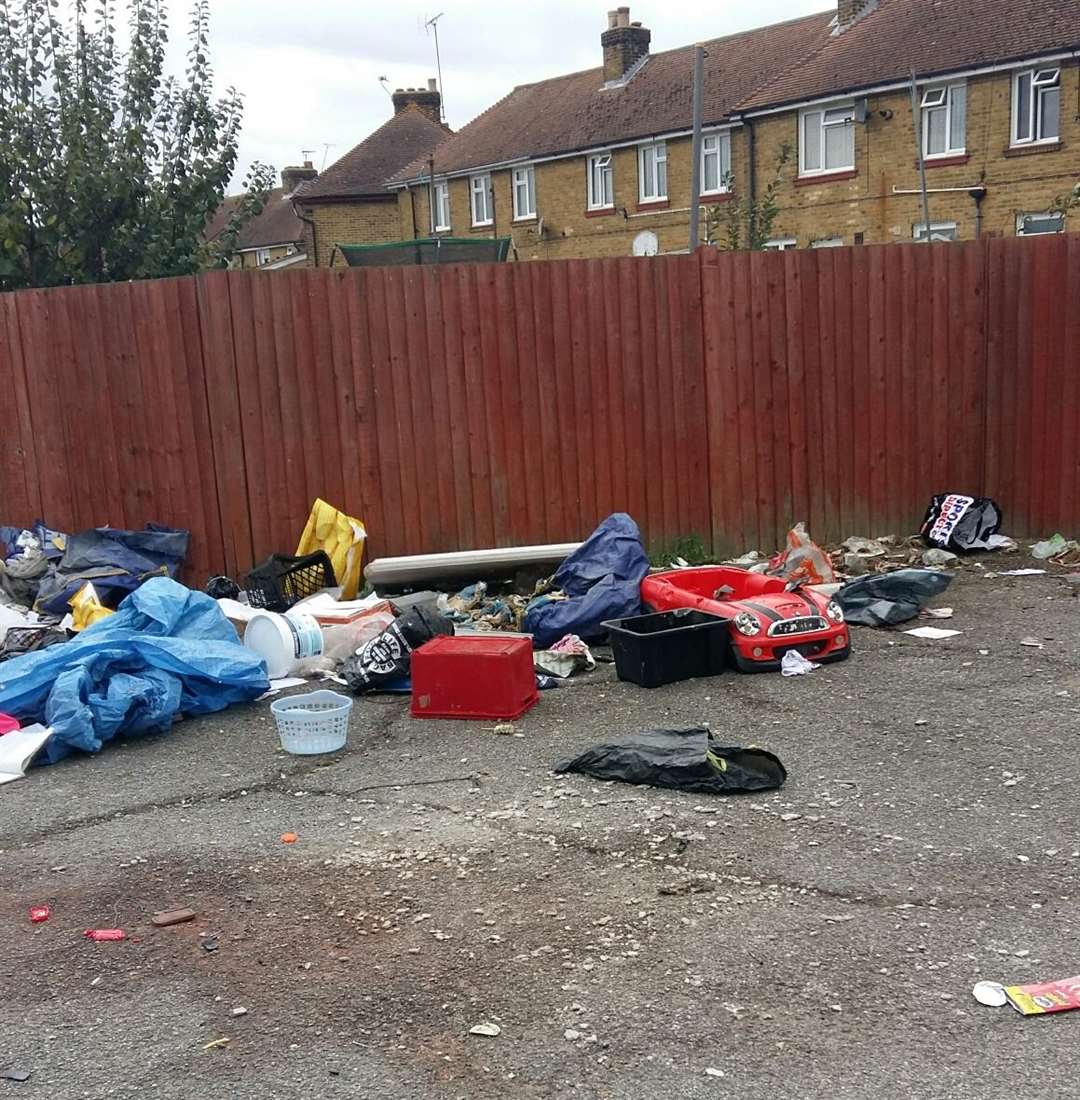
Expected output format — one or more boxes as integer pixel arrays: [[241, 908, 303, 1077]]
[[0, 576, 270, 764], [524, 513, 649, 649]]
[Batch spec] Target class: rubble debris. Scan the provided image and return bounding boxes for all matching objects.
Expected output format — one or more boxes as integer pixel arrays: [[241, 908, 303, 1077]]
[[469, 1022, 501, 1037], [84, 929, 126, 941], [151, 908, 197, 927], [365, 541, 579, 590], [554, 728, 786, 795], [922, 548, 959, 567], [0, 1069, 31, 1082]]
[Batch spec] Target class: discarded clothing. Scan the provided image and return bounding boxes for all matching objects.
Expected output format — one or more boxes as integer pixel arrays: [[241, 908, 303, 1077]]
[[553, 727, 786, 795], [341, 605, 454, 693], [835, 569, 953, 627], [781, 650, 819, 676], [0, 577, 268, 764], [767, 523, 836, 585], [534, 633, 596, 679], [34, 525, 189, 616], [524, 514, 649, 649], [921, 494, 1002, 551]]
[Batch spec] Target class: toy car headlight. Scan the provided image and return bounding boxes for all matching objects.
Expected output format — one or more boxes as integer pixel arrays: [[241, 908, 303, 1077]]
[[734, 611, 761, 636], [826, 601, 845, 624]]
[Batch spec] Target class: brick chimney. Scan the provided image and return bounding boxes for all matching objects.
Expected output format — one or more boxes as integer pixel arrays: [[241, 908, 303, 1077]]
[[601, 7, 650, 84], [281, 161, 317, 195], [392, 79, 442, 123], [836, 0, 878, 33]]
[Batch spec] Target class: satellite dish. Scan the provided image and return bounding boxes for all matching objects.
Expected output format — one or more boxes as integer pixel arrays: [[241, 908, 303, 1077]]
[[633, 230, 658, 257]]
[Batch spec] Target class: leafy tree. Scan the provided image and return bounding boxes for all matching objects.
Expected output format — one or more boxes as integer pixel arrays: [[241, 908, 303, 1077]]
[[0, 0, 273, 290], [706, 142, 793, 252]]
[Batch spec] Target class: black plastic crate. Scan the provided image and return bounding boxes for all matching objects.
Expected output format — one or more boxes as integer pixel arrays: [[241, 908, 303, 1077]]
[[603, 609, 730, 689], [245, 551, 337, 612]]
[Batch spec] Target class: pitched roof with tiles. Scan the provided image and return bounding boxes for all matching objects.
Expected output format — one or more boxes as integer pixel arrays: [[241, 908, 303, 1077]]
[[205, 188, 304, 250], [392, 11, 836, 182], [741, 0, 1080, 111], [298, 107, 451, 201]]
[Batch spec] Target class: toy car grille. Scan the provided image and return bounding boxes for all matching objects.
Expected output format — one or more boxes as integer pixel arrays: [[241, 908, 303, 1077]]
[[768, 616, 827, 637]]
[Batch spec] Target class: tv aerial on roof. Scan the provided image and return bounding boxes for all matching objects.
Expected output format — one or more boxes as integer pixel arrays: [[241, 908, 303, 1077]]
[[421, 12, 447, 123]]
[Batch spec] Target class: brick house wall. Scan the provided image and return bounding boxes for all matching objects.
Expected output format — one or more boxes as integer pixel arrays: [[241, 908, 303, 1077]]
[[752, 61, 1079, 246], [299, 197, 403, 267]]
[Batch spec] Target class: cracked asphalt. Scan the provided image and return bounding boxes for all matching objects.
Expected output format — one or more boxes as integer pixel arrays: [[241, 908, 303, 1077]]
[[3, 559, 1080, 1099]]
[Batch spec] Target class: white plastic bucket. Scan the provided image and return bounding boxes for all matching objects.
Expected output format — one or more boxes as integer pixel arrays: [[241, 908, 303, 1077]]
[[244, 609, 324, 679]]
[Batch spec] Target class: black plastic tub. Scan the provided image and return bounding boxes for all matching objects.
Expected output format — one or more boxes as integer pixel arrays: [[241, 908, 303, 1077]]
[[603, 609, 730, 689]]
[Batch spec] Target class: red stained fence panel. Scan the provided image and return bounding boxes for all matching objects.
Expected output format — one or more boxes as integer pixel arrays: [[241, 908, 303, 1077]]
[[0, 235, 1077, 581]]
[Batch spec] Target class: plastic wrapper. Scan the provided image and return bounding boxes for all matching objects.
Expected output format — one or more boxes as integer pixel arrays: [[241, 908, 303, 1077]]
[[766, 523, 836, 585], [921, 494, 1002, 551], [553, 727, 786, 795], [69, 582, 113, 632], [295, 499, 367, 601], [321, 604, 397, 663], [835, 568, 953, 627], [342, 605, 453, 693]]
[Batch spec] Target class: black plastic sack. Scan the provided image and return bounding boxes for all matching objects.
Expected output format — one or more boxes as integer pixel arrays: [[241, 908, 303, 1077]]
[[553, 727, 786, 795], [835, 568, 953, 627], [921, 494, 1002, 551], [342, 605, 454, 693], [206, 576, 240, 601]]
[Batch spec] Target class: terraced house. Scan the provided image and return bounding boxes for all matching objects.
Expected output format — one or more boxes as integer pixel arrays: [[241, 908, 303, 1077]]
[[383, 0, 1078, 261]]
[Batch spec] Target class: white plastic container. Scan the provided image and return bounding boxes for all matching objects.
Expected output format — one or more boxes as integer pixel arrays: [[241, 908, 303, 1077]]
[[270, 690, 352, 755], [244, 609, 324, 679]]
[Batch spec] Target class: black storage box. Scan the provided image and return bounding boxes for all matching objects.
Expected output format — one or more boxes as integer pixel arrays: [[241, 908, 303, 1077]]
[[603, 609, 730, 689], [245, 551, 337, 612]]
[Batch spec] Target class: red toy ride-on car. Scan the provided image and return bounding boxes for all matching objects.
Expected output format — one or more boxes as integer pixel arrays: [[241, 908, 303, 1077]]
[[641, 566, 850, 673]]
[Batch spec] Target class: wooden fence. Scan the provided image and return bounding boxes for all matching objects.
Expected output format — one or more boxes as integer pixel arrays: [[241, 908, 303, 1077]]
[[1, 234, 1077, 581]]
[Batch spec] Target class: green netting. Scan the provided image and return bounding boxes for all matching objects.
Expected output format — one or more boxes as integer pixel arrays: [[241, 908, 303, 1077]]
[[337, 237, 511, 267]]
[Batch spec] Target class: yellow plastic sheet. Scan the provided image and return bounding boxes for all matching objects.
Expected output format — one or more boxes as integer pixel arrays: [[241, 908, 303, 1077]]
[[70, 582, 114, 632], [295, 499, 367, 600]]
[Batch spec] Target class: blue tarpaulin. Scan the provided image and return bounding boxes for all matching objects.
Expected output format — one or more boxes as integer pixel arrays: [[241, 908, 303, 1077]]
[[0, 577, 269, 764], [524, 514, 649, 649]]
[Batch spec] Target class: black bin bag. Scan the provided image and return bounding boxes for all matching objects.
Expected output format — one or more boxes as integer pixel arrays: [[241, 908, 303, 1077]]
[[921, 494, 1002, 551], [342, 605, 453, 693]]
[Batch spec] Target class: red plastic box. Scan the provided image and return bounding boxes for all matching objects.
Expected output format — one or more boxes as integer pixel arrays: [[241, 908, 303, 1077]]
[[410, 635, 538, 720]]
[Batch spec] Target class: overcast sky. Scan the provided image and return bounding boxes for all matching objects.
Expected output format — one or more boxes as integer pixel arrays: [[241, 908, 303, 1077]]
[[164, 1, 829, 189]]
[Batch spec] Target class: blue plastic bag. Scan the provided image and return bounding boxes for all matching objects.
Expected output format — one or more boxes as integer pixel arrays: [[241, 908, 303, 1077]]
[[0, 577, 269, 763], [524, 514, 649, 649]]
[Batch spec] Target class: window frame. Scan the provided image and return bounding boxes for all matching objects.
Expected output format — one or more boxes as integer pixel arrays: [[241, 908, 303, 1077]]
[[700, 131, 732, 196], [638, 140, 668, 203], [431, 179, 451, 233], [799, 102, 856, 177], [920, 82, 966, 159], [1016, 211, 1065, 237], [586, 152, 614, 210], [764, 238, 798, 251], [810, 237, 844, 248], [1012, 67, 1061, 146], [913, 221, 958, 243], [512, 165, 536, 221], [470, 173, 493, 227], [255, 247, 271, 266]]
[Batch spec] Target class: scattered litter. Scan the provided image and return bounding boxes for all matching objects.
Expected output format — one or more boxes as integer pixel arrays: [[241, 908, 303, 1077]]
[[921, 494, 1003, 551], [1019, 637, 1045, 649], [28, 905, 50, 923], [294, 498, 367, 600], [0, 724, 53, 784], [280, 833, 299, 844], [0, 1069, 31, 1083], [921, 548, 958, 567], [245, 609, 324, 679], [704, 1067, 725, 1078], [69, 581, 113, 632], [554, 728, 786, 795], [534, 633, 596, 679], [151, 908, 196, 927], [1031, 534, 1079, 560], [999, 569, 1046, 577], [563, 1029, 582, 1041], [469, 1022, 501, 1037], [202, 1038, 230, 1051], [724, 550, 763, 568], [766, 522, 836, 585], [492, 722, 516, 736], [972, 981, 1008, 1008], [781, 650, 819, 677], [256, 676, 309, 701], [920, 607, 954, 619], [201, 937, 219, 953], [343, 605, 453, 693], [904, 626, 962, 640], [83, 929, 126, 942], [835, 569, 953, 627], [657, 877, 716, 897], [231, 1007, 248, 1018]]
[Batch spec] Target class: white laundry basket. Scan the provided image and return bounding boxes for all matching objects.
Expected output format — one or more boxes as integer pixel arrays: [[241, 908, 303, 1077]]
[[270, 690, 353, 755]]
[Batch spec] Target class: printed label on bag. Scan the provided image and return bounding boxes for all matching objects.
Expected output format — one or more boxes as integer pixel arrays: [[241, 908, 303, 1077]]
[[928, 494, 973, 546]]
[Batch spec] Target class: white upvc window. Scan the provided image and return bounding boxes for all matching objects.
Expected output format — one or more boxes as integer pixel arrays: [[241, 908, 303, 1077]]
[[431, 179, 451, 232], [811, 237, 844, 248], [470, 173, 492, 226], [587, 152, 614, 209], [1016, 212, 1065, 236], [701, 131, 732, 194], [799, 103, 855, 176], [921, 83, 966, 158], [1012, 68, 1061, 145], [764, 238, 797, 251], [255, 248, 271, 265], [913, 221, 958, 242], [512, 165, 536, 220], [638, 140, 668, 202]]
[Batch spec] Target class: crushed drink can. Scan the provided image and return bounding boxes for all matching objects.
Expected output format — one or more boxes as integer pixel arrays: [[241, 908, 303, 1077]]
[[83, 928, 126, 942], [28, 905, 51, 923]]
